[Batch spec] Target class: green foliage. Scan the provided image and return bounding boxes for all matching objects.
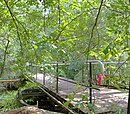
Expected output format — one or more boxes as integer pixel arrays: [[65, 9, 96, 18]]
[[64, 91, 96, 114], [0, 91, 21, 112], [18, 81, 40, 91], [67, 61, 85, 80], [109, 104, 127, 114], [0, 0, 129, 112], [0, 0, 129, 68], [108, 76, 129, 89]]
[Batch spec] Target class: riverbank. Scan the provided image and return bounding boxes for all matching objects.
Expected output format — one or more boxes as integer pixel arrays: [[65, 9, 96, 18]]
[[1, 106, 63, 114]]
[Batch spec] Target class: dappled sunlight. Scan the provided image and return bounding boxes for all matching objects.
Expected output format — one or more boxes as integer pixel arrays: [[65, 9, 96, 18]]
[[34, 73, 128, 113], [0, 0, 129, 113]]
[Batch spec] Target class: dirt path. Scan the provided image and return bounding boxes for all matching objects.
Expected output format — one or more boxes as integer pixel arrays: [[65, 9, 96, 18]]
[[33, 73, 128, 113]]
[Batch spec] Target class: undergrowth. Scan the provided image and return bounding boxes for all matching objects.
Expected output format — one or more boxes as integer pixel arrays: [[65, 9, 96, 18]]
[[0, 90, 21, 112]]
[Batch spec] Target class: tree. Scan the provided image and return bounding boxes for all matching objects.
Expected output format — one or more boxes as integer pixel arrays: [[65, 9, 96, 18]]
[[0, 0, 129, 112]]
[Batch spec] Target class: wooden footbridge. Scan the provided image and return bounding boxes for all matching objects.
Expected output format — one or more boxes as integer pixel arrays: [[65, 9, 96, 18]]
[[19, 60, 129, 114], [0, 60, 129, 113], [31, 73, 128, 114]]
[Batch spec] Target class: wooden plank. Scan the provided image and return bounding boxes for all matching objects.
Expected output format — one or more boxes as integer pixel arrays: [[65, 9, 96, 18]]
[[34, 73, 129, 113], [0, 79, 20, 82]]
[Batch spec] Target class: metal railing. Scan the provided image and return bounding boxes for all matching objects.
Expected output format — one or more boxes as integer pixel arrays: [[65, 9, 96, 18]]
[[31, 60, 106, 104], [29, 60, 129, 104]]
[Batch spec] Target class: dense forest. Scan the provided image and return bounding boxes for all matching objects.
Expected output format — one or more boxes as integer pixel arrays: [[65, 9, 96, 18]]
[[0, 0, 130, 114]]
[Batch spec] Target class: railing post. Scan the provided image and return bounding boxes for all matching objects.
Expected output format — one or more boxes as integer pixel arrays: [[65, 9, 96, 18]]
[[82, 66, 84, 83], [43, 66, 45, 85], [56, 63, 59, 93], [36, 66, 37, 80], [127, 82, 130, 114], [89, 62, 92, 104]]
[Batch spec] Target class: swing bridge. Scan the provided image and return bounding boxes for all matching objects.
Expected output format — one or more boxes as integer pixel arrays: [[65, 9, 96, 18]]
[[0, 60, 129, 113]]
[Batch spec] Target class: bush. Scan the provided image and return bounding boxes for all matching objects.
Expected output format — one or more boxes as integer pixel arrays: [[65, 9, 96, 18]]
[[0, 91, 21, 112]]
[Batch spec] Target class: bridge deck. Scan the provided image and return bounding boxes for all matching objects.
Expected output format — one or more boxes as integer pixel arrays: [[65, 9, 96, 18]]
[[33, 73, 128, 113]]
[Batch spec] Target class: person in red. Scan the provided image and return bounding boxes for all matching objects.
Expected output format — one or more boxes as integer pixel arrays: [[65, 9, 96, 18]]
[[97, 74, 103, 86], [97, 72, 109, 86]]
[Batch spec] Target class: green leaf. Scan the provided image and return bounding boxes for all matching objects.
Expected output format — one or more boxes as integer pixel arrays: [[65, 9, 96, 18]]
[[82, 95, 88, 101]]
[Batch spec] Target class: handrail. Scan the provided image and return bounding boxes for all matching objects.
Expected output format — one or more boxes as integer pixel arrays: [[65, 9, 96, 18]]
[[28, 61, 128, 67], [0, 79, 20, 82], [41, 60, 105, 74], [25, 75, 80, 114], [42, 74, 100, 91], [87, 60, 106, 76]]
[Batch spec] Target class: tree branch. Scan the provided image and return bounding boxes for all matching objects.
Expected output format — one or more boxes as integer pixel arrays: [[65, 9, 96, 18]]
[[86, 0, 104, 59], [52, 7, 97, 44], [104, 4, 126, 14], [0, 40, 10, 77], [52, 11, 86, 44], [113, 58, 129, 76], [3, 0, 23, 53], [3, 0, 39, 67]]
